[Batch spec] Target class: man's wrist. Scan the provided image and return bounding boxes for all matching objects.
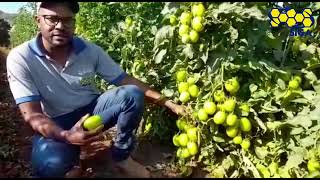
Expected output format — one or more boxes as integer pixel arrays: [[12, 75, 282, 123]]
[[57, 129, 70, 143]]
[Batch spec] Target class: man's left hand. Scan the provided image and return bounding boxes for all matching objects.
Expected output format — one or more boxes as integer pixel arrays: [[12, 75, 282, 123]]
[[167, 102, 186, 116]]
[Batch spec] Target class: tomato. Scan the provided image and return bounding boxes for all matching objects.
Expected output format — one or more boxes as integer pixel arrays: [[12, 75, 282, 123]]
[[240, 117, 252, 132], [283, 90, 292, 99], [278, 168, 291, 178], [198, 108, 208, 121], [187, 77, 196, 85], [173, 134, 180, 146], [293, 75, 302, 84], [180, 11, 192, 25], [239, 103, 250, 113], [225, 78, 240, 94], [125, 16, 133, 26], [180, 148, 191, 158], [308, 159, 320, 172], [178, 133, 189, 147], [213, 111, 227, 124], [233, 135, 242, 144], [176, 148, 183, 158], [178, 82, 189, 93], [216, 103, 225, 111], [226, 126, 239, 138], [176, 118, 187, 130], [224, 98, 236, 112], [192, 3, 205, 17], [257, 164, 271, 178], [181, 33, 190, 44], [241, 139, 251, 150], [179, 92, 190, 103], [179, 24, 190, 36], [192, 16, 204, 32], [203, 101, 216, 115], [170, 15, 178, 25], [226, 114, 238, 126], [268, 162, 279, 176], [187, 141, 198, 155], [188, 84, 200, 97], [176, 70, 187, 82], [214, 90, 226, 102], [288, 79, 299, 90], [189, 30, 199, 43], [223, 99, 236, 112], [187, 127, 198, 142], [83, 115, 103, 131]]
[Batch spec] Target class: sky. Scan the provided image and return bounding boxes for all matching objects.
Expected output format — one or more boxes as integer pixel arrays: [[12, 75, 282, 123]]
[[0, 2, 28, 14]]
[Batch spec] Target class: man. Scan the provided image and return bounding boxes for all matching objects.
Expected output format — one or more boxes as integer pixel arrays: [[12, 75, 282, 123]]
[[6, 2, 184, 178]]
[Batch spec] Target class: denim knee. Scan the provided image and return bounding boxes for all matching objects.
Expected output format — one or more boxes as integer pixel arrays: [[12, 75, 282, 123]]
[[31, 135, 80, 177], [121, 85, 144, 109]]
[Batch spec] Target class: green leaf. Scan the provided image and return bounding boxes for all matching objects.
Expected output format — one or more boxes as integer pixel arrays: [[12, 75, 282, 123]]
[[182, 44, 194, 59], [277, 79, 286, 90], [300, 136, 315, 148], [249, 84, 258, 93], [161, 88, 174, 97], [154, 49, 167, 64], [285, 148, 306, 169], [255, 146, 269, 159]]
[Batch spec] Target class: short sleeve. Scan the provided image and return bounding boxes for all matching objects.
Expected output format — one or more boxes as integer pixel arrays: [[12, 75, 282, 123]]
[[6, 51, 41, 105], [95, 45, 127, 86]]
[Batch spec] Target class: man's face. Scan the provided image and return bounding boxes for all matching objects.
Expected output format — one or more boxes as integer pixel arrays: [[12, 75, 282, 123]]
[[36, 4, 75, 47]]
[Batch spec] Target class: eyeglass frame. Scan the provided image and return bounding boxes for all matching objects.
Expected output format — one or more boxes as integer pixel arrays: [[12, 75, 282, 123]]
[[37, 15, 76, 28]]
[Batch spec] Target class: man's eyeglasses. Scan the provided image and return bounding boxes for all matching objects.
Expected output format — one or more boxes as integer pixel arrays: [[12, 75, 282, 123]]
[[38, 15, 75, 28]]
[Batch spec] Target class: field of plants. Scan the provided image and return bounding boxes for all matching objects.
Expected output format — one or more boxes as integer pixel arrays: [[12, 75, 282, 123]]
[[2, 2, 320, 178]]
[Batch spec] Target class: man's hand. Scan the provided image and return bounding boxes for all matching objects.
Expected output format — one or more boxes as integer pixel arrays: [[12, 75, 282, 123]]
[[63, 114, 104, 145], [165, 100, 186, 116]]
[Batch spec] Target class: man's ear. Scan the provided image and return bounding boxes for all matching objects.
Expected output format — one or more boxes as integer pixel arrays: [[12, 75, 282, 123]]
[[34, 15, 41, 29]]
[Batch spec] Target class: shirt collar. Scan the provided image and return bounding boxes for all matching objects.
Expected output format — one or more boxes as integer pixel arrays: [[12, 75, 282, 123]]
[[28, 33, 86, 57]]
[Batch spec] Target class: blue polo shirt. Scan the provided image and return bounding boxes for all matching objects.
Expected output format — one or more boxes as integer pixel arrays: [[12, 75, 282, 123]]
[[6, 34, 127, 118]]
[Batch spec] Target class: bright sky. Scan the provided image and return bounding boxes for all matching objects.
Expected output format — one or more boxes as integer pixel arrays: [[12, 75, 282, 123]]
[[0, 2, 28, 14]]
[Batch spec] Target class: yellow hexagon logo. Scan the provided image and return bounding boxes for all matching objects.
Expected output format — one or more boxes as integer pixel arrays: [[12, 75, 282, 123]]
[[286, 18, 296, 27], [303, 8, 312, 17], [270, 8, 280, 18], [295, 13, 304, 23], [278, 13, 288, 23], [270, 18, 280, 27], [302, 18, 313, 27], [286, 9, 296, 18]]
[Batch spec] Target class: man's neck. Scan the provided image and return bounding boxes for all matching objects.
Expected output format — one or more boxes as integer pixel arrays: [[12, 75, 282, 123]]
[[41, 36, 72, 65]]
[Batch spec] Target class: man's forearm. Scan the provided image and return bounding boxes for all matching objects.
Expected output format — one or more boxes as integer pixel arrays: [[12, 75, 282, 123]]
[[25, 113, 68, 142], [119, 75, 175, 107]]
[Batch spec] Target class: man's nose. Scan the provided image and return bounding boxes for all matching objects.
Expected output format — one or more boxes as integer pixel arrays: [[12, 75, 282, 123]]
[[55, 21, 65, 29]]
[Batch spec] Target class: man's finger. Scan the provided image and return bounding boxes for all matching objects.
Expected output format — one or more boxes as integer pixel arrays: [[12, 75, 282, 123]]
[[86, 124, 104, 136], [76, 113, 91, 127]]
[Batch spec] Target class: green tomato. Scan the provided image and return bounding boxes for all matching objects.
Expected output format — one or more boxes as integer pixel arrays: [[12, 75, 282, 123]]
[[176, 148, 183, 158], [192, 3, 205, 17], [180, 148, 191, 158], [293, 75, 302, 84], [189, 30, 199, 43], [308, 159, 320, 173], [179, 91, 190, 103], [241, 139, 251, 150], [169, 15, 178, 25], [192, 16, 204, 32], [176, 70, 187, 82], [216, 103, 225, 111], [188, 84, 200, 97], [125, 16, 133, 26], [181, 33, 190, 44], [187, 141, 198, 156], [180, 11, 192, 25], [224, 99, 236, 112], [233, 135, 242, 144], [187, 77, 196, 85], [225, 78, 240, 94], [83, 115, 103, 131], [226, 126, 239, 138], [213, 111, 227, 124], [226, 114, 238, 126], [178, 82, 189, 93], [288, 79, 300, 90], [240, 117, 252, 132], [173, 134, 180, 146], [187, 127, 198, 142], [239, 103, 250, 113], [268, 162, 279, 176], [203, 101, 216, 115], [178, 133, 189, 147], [179, 24, 190, 36], [214, 90, 226, 102], [198, 108, 208, 121], [176, 118, 187, 130]]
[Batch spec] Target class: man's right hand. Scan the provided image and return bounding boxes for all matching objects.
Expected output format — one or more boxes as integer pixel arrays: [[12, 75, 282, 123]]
[[63, 114, 104, 145]]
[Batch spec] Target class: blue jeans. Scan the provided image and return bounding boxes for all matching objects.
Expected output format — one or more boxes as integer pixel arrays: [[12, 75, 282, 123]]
[[31, 85, 145, 177]]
